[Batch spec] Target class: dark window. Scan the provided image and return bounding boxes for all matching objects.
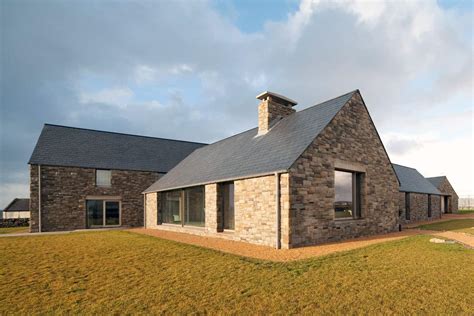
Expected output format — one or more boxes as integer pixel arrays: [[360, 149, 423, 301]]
[[86, 200, 103, 227], [160, 187, 205, 227], [184, 187, 205, 227], [428, 195, 432, 217], [86, 200, 120, 227], [334, 170, 363, 219], [221, 182, 235, 230], [405, 193, 410, 220]]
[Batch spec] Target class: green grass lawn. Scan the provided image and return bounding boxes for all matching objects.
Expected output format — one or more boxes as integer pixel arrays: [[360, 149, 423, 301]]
[[0, 231, 473, 314], [458, 209, 474, 214], [0, 226, 29, 234], [419, 219, 474, 235]]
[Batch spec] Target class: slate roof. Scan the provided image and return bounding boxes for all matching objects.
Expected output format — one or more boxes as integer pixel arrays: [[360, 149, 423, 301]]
[[4, 198, 30, 212], [392, 164, 441, 195], [426, 176, 446, 189], [145, 90, 359, 193], [29, 124, 206, 173]]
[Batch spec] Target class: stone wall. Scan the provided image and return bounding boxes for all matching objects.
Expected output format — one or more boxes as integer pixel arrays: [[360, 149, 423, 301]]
[[288, 92, 400, 247], [30, 164, 161, 232], [145, 173, 290, 248], [398, 192, 442, 224], [145, 192, 158, 228], [436, 178, 459, 213]]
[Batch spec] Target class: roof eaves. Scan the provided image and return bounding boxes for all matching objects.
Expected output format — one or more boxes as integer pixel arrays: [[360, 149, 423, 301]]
[[143, 169, 289, 194]]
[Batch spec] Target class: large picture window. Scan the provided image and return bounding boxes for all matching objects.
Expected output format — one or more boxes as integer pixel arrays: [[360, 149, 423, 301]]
[[161, 190, 181, 224], [160, 186, 205, 227], [184, 186, 205, 227], [334, 170, 362, 219]]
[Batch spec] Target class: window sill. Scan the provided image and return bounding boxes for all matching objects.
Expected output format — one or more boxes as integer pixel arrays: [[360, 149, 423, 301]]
[[221, 229, 235, 234], [334, 217, 364, 222], [160, 223, 206, 230]]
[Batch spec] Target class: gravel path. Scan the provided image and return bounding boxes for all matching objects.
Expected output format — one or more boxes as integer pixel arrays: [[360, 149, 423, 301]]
[[129, 228, 424, 262], [431, 231, 474, 248]]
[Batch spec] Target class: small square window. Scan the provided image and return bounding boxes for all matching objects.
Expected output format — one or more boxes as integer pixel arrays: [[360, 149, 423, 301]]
[[96, 170, 111, 187]]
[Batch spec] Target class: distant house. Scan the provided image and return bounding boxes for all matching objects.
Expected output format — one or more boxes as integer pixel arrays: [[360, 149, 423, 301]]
[[426, 176, 459, 213], [393, 164, 448, 224], [28, 124, 206, 232], [3, 198, 30, 219], [144, 90, 401, 248]]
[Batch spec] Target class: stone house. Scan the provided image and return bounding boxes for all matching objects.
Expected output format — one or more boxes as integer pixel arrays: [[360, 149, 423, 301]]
[[143, 90, 401, 249], [2, 198, 30, 219], [426, 176, 459, 213], [393, 164, 444, 224], [28, 124, 205, 232]]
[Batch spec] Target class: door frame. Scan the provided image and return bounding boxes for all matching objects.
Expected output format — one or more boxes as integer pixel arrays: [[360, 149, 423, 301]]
[[86, 198, 122, 228]]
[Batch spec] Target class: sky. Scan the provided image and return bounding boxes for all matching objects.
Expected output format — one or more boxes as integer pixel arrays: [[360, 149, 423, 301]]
[[0, 0, 473, 208]]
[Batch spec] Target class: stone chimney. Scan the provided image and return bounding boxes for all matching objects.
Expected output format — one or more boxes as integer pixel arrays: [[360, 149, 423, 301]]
[[256, 91, 297, 135]]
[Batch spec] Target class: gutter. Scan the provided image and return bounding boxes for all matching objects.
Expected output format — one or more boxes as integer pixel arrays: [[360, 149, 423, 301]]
[[275, 172, 281, 249], [38, 164, 42, 233]]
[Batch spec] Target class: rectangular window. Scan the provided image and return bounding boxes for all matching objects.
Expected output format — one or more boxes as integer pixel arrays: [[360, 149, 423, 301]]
[[184, 187, 205, 227], [405, 193, 410, 220], [161, 190, 181, 224], [222, 182, 235, 230], [96, 170, 112, 187], [334, 170, 362, 219], [428, 195, 432, 217], [86, 200, 121, 228], [160, 186, 205, 227]]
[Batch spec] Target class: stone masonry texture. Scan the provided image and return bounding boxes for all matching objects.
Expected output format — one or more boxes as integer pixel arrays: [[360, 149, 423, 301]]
[[288, 92, 400, 247], [145, 174, 290, 248], [30, 165, 161, 232], [436, 178, 459, 213], [398, 192, 442, 224], [258, 99, 295, 134]]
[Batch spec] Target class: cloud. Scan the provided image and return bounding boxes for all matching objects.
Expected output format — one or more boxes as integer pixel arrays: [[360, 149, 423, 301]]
[[1, 0, 473, 207], [79, 87, 134, 107]]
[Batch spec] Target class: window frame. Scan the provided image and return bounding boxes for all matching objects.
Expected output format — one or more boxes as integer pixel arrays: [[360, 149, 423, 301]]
[[220, 182, 235, 231], [96, 169, 112, 187], [159, 186, 205, 228], [334, 169, 363, 220], [86, 199, 121, 228]]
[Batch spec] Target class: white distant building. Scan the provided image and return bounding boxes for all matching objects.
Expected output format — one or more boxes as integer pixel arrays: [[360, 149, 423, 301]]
[[2, 198, 30, 219]]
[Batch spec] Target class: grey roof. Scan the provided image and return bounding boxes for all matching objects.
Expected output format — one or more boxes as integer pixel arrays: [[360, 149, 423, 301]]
[[145, 90, 357, 192], [29, 124, 206, 173], [4, 198, 30, 212], [392, 164, 441, 195], [426, 176, 446, 189]]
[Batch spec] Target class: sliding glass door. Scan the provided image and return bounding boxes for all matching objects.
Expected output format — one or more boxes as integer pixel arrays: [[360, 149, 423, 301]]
[[87, 200, 121, 228]]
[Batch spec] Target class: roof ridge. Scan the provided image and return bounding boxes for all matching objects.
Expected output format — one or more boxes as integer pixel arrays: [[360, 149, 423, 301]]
[[296, 89, 358, 114], [43, 123, 207, 145], [198, 90, 358, 149]]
